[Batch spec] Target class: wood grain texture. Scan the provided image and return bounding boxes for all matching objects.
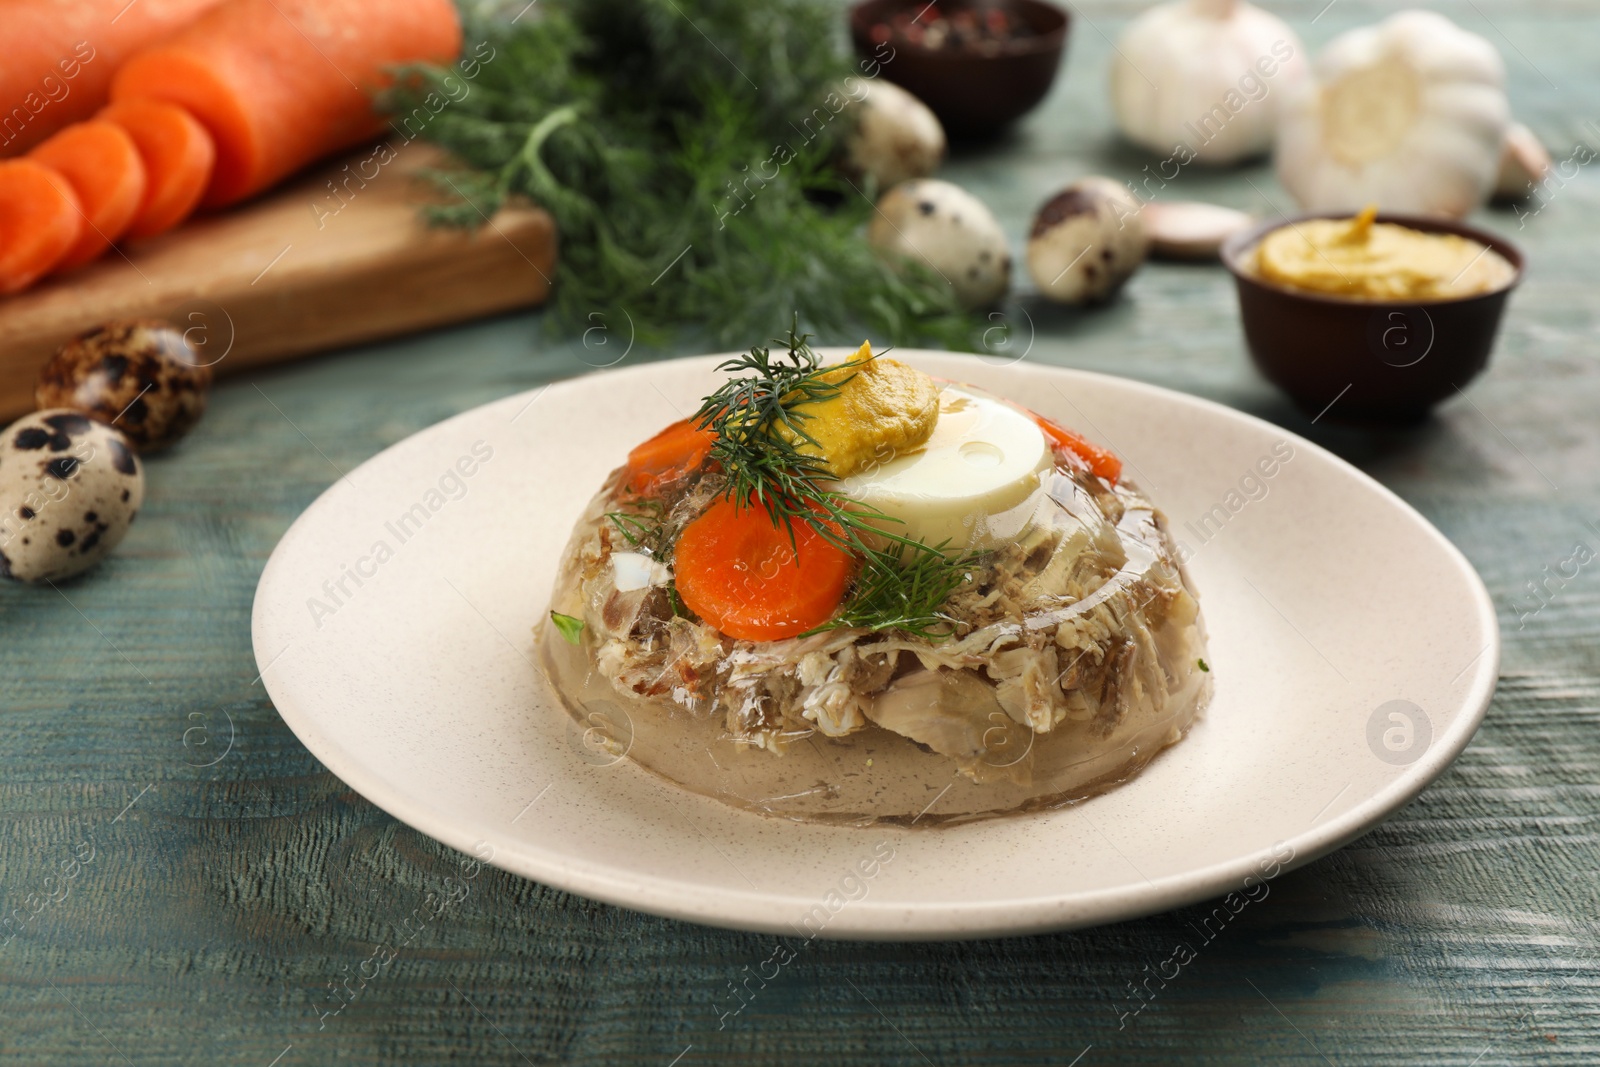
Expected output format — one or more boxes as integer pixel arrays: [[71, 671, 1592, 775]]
[[0, 143, 555, 421], [2, 2, 1598, 1064]]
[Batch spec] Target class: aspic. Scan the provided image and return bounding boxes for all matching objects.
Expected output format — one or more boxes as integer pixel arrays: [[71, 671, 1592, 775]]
[[540, 329, 1212, 825]]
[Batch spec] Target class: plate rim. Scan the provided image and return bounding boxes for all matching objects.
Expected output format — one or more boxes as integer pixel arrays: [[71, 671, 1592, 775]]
[[253, 353, 1500, 940]]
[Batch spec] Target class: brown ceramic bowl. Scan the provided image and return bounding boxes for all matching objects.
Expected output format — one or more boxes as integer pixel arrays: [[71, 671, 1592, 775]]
[[1221, 213, 1524, 425], [849, 0, 1069, 139]]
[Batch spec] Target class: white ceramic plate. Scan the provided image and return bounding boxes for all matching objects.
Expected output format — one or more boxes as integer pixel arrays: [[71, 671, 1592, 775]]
[[253, 353, 1498, 940]]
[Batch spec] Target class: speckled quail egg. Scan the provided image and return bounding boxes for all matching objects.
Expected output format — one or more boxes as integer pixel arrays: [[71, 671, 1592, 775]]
[[0, 410, 144, 583], [1026, 177, 1148, 304], [35, 319, 212, 452], [867, 179, 1011, 309], [843, 79, 946, 190]]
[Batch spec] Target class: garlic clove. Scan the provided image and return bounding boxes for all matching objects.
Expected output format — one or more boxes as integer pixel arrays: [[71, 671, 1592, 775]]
[[1493, 122, 1551, 201], [1142, 201, 1252, 260]]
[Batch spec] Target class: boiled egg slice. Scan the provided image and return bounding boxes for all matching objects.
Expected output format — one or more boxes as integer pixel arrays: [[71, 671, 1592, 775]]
[[611, 551, 670, 591], [833, 386, 1051, 552]]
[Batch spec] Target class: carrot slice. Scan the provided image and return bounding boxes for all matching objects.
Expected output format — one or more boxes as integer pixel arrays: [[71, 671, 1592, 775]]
[[28, 121, 146, 270], [623, 418, 716, 496], [674, 499, 855, 642], [0, 159, 83, 293], [97, 100, 215, 239], [111, 0, 462, 207], [0, 0, 224, 158], [1032, 413, 1123, 485]]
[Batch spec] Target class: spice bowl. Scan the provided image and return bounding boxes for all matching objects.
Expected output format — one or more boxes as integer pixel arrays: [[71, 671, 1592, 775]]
[[1220, 213, 1524, 424], [849, 0, 1069, 139]]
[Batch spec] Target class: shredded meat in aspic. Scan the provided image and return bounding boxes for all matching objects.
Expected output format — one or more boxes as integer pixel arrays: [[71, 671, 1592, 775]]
[[550, 451, 1209, 782]]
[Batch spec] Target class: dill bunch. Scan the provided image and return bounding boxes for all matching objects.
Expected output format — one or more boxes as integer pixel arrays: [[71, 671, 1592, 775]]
[[391, 0, 982, 348]]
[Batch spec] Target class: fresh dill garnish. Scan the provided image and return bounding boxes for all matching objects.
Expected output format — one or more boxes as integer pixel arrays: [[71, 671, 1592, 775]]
[[550, 611, 586, 644], [604, 500, 665, 550], [605, 502, 696, 618], [1197, 658, 1210, 673], [694, 324, 978, 637], [804, 542, 977, 638], [693, 331, 861, 541], [387, 0, 982, 349]]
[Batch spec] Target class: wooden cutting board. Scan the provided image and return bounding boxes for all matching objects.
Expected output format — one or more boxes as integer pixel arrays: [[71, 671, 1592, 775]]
[[0, 143, 556, 421]]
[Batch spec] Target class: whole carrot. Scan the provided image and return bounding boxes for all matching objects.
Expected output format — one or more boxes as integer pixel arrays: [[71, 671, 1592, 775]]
[[111, 0, 462, 208], [0, 0, 224, 157]]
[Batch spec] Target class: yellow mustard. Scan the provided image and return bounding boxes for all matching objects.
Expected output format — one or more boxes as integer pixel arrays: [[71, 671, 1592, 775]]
[[788, 341, 939, 478], [1255, 205, 1513, 300]]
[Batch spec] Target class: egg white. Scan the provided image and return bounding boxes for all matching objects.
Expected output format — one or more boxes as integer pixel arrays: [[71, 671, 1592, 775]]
[[833, 386, 1051, 551]]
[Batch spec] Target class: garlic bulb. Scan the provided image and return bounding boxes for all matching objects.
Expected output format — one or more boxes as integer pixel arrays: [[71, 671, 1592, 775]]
[[1110, 0, 1308, 165], [1276, 10, 1510, 218], [843, 79, 946, 191]]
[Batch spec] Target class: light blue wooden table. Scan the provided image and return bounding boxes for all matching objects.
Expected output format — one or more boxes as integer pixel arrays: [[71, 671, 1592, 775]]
[[4, 1, 1599, 1062]]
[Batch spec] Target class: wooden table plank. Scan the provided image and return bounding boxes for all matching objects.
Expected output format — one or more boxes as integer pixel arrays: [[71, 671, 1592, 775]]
[[3, 1, 1599, 1063]]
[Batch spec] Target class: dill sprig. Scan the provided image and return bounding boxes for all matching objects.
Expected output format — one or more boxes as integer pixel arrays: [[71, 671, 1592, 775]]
[[694, 326, 977, 637], [388, 0, 983, 349], [806, 541, 976, 639], [693, 336, 856, 540], [605, 499, 666, 550]]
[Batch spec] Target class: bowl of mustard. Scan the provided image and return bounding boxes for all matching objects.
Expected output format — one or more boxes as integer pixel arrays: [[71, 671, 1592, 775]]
[[1221, 207, 1523, 424]]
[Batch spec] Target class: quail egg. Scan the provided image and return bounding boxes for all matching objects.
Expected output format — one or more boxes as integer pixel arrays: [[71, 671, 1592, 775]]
[[1027, 177, 1148, 304], [868, 179, 1011, 309], [843, 79, 946, 190], [35, 318, 212, 452], [0, 409, 145, 582]]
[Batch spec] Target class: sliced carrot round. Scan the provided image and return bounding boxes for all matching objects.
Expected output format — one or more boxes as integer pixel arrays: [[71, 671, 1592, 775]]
[[623, 418, 716, 496], [673, 499, 854, 642], [112, 49, 257, 209], [98, 99, 216, 239], [28, 121, 147, 270], [1031, 413, 1122, 485], [0, 160, 83, 293]]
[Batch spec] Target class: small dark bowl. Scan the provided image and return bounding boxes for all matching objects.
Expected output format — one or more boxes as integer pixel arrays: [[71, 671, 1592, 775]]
[[849, 0, 1069, 139], [1221, 213, 1524, 425]]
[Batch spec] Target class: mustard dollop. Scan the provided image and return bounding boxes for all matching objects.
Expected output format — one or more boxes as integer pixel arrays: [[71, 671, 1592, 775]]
[[1254, 205, 1513, 301]]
